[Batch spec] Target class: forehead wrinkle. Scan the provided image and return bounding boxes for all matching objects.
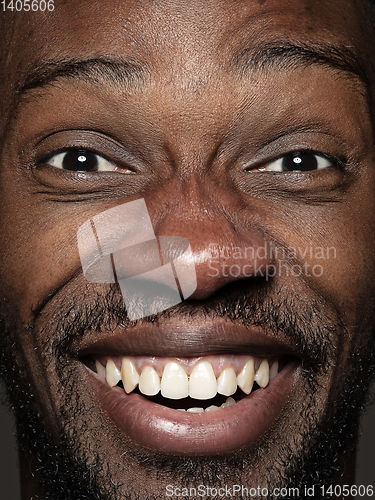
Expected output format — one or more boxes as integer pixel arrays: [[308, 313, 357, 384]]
[[232, 39, 370, 95]]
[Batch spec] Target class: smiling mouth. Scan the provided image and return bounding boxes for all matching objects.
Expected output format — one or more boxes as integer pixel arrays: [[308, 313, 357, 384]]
[[76, 319, 301, 456], [79, 338, 299, 456], [87, 354, 289, 412]]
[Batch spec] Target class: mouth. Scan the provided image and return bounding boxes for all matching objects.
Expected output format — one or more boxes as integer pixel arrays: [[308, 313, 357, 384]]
[[78, 323, 300, 456]]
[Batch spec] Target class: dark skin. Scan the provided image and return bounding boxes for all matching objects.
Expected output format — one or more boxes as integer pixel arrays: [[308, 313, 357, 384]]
[[1, 0, 375, 498]]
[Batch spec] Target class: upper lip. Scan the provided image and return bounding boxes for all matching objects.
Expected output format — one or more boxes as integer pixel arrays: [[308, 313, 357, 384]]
[[76, 318, 302, 359]]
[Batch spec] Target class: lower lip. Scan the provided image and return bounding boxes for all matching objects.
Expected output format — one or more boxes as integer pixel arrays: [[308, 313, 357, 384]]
[[85, 362, 297, 455]]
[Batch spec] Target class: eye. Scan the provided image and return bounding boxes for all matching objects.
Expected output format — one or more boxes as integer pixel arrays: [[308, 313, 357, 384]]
[[251, 151, 335, 173], [45, 149, 128, 173]]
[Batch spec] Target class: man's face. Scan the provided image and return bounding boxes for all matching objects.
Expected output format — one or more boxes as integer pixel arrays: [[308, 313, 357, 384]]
[[1, 0, 375, 498]]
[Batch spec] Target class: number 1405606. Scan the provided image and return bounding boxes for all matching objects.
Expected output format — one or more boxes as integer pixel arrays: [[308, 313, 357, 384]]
[[320, 485, 373, 497], [1, 0, 54, 11]]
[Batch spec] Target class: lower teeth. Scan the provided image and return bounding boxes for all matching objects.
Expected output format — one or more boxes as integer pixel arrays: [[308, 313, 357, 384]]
[[180, 396, 237, 413], [136, 387, 250, 412]]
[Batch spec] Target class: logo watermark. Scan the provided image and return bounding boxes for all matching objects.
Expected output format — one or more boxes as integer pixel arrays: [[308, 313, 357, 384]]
[[77, 199, 197, 320]]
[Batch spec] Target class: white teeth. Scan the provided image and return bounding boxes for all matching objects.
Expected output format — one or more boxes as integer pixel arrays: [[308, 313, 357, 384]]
[[121, 358, 140, 394], [138, 366, 161, 396], [217, 367, 237, 396], [205, 405, 219, 412], [161, 362, 189, 399], [96, 355, 279, 402], [254, 359, 270, 388], [270, 360, 279, 380], [237, 359, 255, 394], [95, 360, 106, 380], [187, 407, 204, 413], [177, 397, 237, 413], [189, 361, 218, 400], [221, 396, 236, 408], [106, 359, 122, 387]]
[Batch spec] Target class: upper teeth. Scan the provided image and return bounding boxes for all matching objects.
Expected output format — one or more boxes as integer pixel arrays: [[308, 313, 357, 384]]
[[189, 361, 217, 400], [96, 356, 279, 405], [161, 362, 189, 399], [217, 367, 237, 396]]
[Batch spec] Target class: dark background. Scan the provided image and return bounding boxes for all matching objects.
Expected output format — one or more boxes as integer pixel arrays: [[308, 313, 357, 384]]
[[0, 390, 374, 499]]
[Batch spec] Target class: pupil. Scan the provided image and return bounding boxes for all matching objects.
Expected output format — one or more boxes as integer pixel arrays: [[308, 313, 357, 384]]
[[282, 152, 318, 172], [62, 150, 99, 172]]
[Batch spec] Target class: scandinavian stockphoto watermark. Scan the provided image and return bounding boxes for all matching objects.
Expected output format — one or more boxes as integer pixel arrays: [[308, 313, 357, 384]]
[[77, 198, 197, 321], [207, 242, 337, 281]]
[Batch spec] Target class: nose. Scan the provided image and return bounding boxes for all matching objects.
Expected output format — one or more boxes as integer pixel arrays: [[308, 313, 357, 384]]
[[77, 193, 274, 319], [150, 192, 274, 301]]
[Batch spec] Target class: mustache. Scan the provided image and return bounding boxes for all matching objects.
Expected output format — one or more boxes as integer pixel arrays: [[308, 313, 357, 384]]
[[41, 277, 343, 378]]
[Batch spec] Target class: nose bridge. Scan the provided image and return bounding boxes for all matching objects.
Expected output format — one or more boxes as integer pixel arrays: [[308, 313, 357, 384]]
[[150, 180, 274, 299]]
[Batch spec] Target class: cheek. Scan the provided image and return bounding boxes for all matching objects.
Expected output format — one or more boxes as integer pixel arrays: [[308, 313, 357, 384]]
[[0, 193, 83, 320], [317, 200, 375, 326], [262, 188, 375, 331]]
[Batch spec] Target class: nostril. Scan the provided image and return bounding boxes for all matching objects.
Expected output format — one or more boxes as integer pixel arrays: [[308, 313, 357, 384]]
[[188, 241, 275, 300], [187, 274, 270, 302]]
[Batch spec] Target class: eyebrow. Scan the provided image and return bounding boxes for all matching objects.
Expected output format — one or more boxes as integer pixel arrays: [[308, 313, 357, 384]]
[[233, 40, 369, 90], [15, 41, 369, 103], [16, 56, 150, 95]]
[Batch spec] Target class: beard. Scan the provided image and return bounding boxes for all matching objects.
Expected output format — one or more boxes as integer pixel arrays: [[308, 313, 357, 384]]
[[1, 280, 374, 500]]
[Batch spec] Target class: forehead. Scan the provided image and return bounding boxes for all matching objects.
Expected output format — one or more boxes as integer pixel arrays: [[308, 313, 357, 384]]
[[2, 0, 371, 76], [0, 0, 373, 147]]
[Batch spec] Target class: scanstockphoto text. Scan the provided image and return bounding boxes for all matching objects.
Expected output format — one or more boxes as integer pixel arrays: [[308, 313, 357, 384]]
[[207, 243, 337, 281], [165, 484, 374, 498]]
